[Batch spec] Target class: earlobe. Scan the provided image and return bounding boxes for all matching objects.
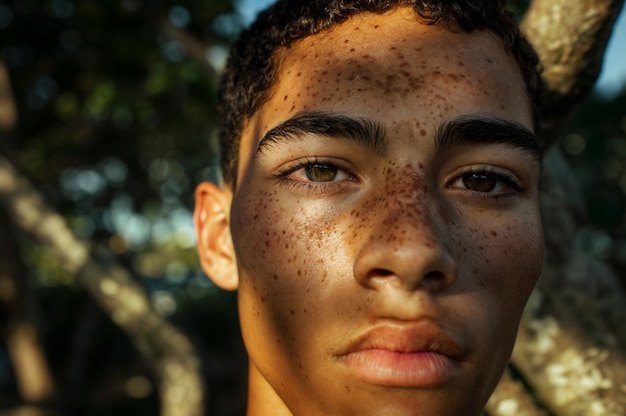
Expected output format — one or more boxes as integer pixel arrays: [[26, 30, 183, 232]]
[[194, 181, 239, 290]]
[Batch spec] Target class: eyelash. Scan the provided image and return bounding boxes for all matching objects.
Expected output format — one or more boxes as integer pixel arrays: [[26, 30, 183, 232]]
[[275, 159, 525, 201], [449, 166, 526, 201], [274, 158, 356, 194]]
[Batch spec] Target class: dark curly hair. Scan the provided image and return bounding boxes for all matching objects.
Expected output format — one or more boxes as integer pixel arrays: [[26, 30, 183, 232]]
[[217, 0, 541, 185]]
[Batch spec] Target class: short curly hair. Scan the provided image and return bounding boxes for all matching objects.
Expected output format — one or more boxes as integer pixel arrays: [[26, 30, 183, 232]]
[[217, 0, 541, 185]]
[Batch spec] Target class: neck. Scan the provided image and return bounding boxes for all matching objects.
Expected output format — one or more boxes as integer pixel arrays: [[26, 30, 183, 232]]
[[246, 362, 294, 416]]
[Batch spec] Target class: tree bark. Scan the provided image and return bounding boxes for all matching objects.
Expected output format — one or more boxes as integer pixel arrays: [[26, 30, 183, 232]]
[[522, 0, 625, 146]]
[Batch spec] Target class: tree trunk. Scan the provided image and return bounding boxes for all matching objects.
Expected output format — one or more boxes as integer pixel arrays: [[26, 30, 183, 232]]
[[522, 0, 625, 145]]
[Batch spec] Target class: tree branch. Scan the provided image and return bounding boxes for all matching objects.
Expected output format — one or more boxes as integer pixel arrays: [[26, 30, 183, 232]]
[[522, 0, 625, 145], [0, 155, 206, 416]]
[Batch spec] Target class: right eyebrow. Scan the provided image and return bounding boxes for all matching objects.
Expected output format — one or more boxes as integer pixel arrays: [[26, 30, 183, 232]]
[[435, 116, 542, 161], [255, 111, 387, 156]]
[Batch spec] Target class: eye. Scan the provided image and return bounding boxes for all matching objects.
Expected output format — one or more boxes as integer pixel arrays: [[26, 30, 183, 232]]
[[461, 172, 498, 192], [279, 160, 354, 184], [450, 168, 523, 195], [302, 164, 344, 182], [275, 158, 358, 193]]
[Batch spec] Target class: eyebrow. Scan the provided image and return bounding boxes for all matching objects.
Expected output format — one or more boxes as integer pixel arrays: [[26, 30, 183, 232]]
[[256, 111, 386, 155], [435, 116, 542, 161]]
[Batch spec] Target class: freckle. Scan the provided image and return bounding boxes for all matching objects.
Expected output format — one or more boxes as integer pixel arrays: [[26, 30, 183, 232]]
[[491, 231, 497, 236], [261, 296, 266, 303], [290, 309, 295, 315], [284, 95, 288, 101], [344, 39, 349, 43], [350, 48, 355, 52], [420, 129, 426, 136], [273, 274, 278, 280]]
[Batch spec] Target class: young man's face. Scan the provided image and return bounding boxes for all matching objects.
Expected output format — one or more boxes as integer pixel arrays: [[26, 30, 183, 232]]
[[197, 6, 543, 416]]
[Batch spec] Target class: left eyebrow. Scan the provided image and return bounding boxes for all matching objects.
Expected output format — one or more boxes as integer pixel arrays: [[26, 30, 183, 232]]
[[435, 116, 542, 161], [256, 111, 387, 156]]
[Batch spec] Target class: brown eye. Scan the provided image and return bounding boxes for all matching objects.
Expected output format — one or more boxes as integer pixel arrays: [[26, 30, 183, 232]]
[[461, 172, 497, 192], [305, 164, 339, 182]]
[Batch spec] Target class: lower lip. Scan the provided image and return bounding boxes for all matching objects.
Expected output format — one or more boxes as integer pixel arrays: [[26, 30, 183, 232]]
[[341, 349, 459, 387]]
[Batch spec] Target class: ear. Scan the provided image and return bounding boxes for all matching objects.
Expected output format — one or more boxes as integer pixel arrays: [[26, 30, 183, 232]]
[[194, 181, 238, 290]]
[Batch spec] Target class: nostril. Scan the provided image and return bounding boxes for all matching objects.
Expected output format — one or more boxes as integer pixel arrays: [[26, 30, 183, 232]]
[[368, 268, 394, 279], [424, 271, 444, 280], [423, 270, 449, 292]]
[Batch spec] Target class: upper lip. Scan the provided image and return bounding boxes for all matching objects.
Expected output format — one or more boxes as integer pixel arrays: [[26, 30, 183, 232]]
[[338, 320, 465, 361]]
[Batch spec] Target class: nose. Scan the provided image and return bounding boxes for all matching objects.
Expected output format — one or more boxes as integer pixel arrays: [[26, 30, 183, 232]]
[[352, 196, 458, 294]]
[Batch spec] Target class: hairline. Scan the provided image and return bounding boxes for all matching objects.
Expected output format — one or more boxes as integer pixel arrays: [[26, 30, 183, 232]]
[[220, 2, 541, 189]]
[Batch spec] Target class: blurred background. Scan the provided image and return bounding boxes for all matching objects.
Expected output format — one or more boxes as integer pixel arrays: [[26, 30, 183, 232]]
[[0, 0, 624, 415]]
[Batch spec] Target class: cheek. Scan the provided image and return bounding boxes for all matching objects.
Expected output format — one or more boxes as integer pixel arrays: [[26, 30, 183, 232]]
[[458, 208, 544, 308], [230, 189, 341, 316]]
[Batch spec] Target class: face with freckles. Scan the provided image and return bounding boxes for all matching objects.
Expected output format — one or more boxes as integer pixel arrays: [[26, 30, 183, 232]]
[[196, 6, 543, 416]]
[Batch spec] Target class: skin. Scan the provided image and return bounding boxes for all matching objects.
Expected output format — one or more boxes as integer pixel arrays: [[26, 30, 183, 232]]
[[195, 6, 544, 416]]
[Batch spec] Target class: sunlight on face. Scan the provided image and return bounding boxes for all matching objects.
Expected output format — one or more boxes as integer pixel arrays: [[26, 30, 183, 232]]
[[229, 7, 543, 416]]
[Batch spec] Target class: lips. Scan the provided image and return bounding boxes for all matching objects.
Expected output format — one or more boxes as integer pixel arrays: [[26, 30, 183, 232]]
[[337, 321, 465, 387]]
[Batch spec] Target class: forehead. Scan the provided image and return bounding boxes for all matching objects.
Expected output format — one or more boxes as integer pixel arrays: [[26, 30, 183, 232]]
[[240, 7, 531, 170]]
